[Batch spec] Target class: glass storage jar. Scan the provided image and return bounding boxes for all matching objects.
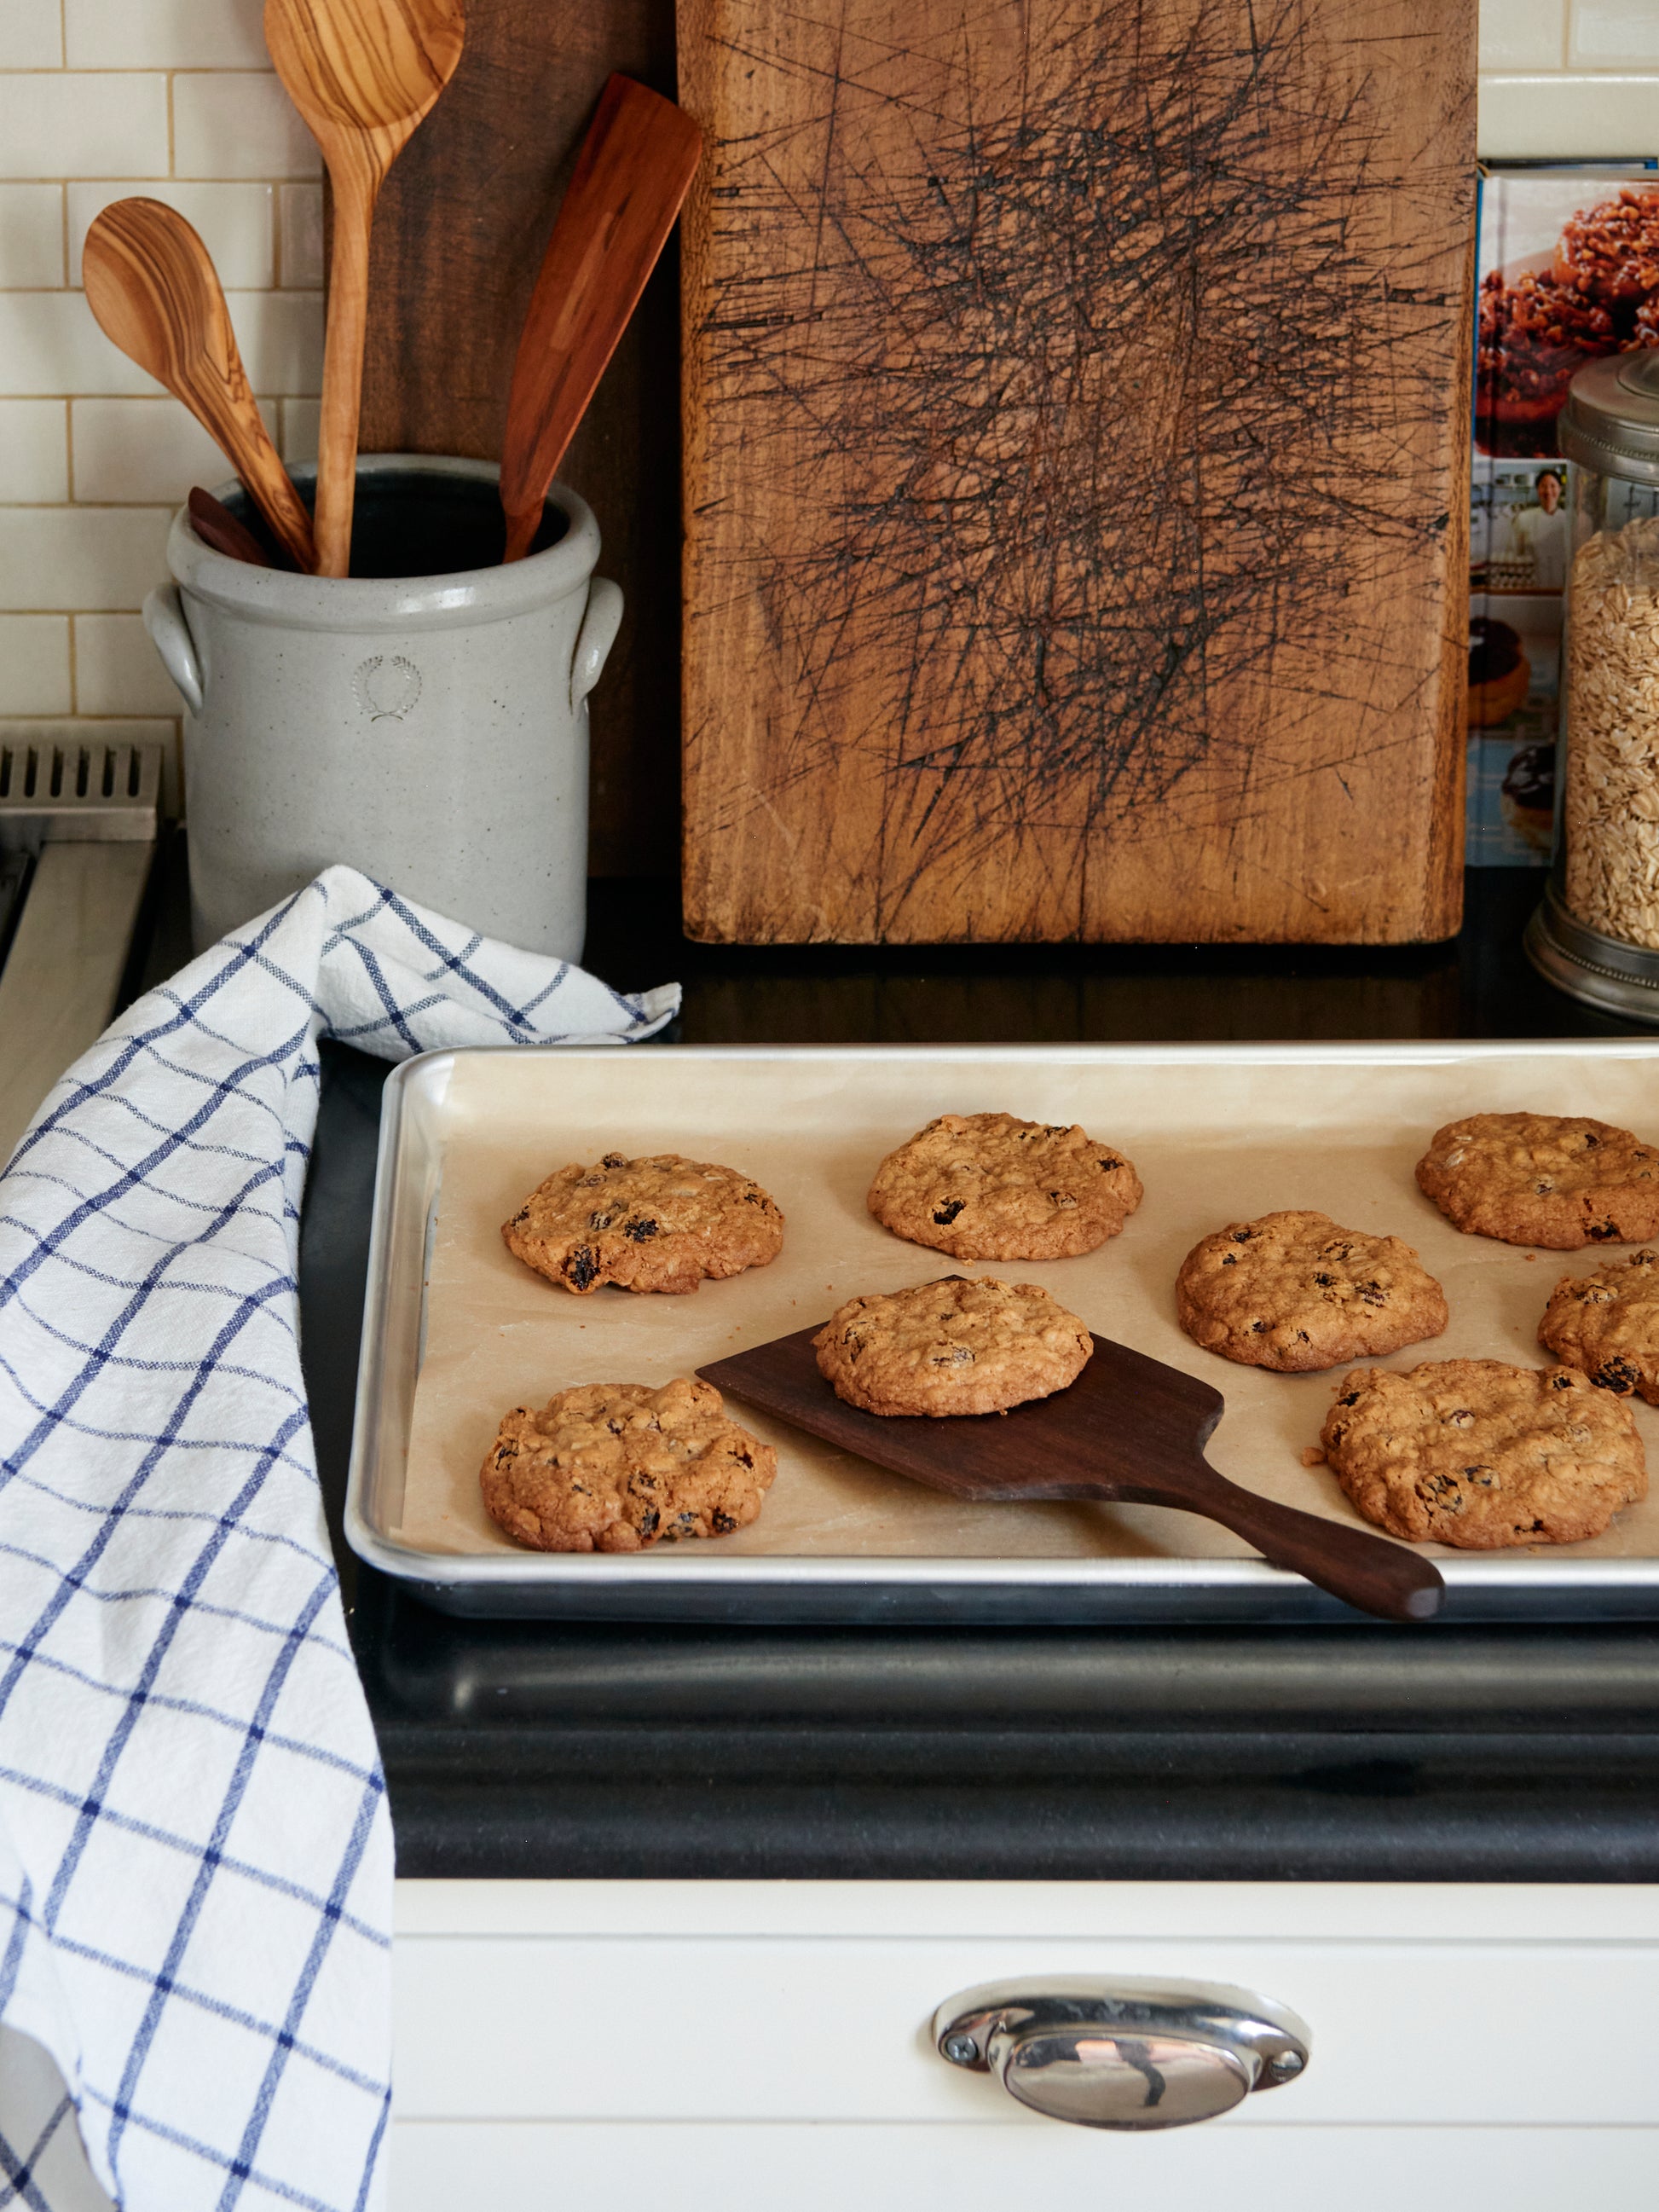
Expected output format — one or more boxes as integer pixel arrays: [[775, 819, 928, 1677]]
[[1527, 350, 1659, 1019]]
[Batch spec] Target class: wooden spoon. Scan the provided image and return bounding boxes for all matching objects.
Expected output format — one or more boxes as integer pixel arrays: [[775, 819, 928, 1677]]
[[499, 74, 702, 564], [265, 0, 465, 576], [83, 199, 316, 571], [700, 1322, 1447, 1625], [188, 487, 294, 569]]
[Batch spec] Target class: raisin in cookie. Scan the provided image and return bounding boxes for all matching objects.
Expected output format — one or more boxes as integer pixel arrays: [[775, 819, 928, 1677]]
[[812, 1275, 1093, 1417], [1539, 1248, 1659, 1403], [503, 1152, 783, 1294], [1176, 1210, 1448, 1373], [1319, 1358, 1645, 1549], [481, 1378, 776, 1553], [867, 1113, 1142, 1261], [1415, 1113, 1659, 1248]]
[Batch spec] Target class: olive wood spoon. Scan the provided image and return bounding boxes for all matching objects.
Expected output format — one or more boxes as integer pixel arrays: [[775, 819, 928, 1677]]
[[700, 1322, 1447, 1625], [83, 200, 316, 571], [500, 74, 702, 564], [265, 0, 465, 575]]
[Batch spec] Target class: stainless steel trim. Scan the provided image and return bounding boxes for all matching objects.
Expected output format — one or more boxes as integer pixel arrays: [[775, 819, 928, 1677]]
[[0, 741, 162, 851], [344, 1039, 1659, 1622], [932, 1976, 1311, 2129]]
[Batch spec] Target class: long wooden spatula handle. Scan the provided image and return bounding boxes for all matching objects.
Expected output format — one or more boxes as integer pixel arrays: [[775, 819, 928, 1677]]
[[1131, 1466, 1445, 1624]]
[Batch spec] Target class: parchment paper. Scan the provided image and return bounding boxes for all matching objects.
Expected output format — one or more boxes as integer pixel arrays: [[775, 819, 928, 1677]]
[[396, 1049, 1659, 1565]]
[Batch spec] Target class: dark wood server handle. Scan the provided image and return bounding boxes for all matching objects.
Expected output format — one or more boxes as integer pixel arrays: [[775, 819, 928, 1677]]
[[701, 1323, 1445, 1624], [188, 487, 286, 568], [1114, 1463, 1446, 1624]]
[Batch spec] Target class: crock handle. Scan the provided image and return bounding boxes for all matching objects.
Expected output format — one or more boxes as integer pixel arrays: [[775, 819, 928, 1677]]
[[143, 583, 205, 715], [569, 577, 624, 715]]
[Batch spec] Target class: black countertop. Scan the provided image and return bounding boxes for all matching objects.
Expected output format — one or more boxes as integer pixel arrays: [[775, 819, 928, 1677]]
[[246, 864, 1659, 1882]]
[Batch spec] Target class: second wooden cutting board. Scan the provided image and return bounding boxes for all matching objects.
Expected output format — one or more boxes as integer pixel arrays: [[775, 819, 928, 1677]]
[[679, 0, 1475, 945]]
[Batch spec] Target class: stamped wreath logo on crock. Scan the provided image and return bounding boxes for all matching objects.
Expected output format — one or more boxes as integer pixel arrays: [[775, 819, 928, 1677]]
[[353, 654, 422, 721]]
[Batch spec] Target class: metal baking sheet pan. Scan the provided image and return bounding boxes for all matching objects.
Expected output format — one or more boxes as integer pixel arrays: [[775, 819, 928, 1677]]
[[344, 1042, 1659, 1623]]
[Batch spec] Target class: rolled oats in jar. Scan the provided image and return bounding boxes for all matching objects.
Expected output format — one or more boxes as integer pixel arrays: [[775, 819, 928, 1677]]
[[1528, 351, 1659, 1018], [1563, 512, 1659, 944]]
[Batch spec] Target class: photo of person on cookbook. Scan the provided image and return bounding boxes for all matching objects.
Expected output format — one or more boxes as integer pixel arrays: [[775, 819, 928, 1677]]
[[1505, 467, 1569, 588]]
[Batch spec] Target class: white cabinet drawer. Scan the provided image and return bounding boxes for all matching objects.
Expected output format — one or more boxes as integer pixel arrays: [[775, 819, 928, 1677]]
[[391, 1879, 1659, 2209], [396, 1931, 1657, 2126], [390, 2121, 1659, 2212]]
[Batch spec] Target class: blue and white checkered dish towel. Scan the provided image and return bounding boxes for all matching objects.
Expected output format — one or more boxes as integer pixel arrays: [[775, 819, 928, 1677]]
[[0, 866, 678, 2212]]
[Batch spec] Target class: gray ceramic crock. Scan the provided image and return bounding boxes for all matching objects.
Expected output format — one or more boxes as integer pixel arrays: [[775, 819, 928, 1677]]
[[143, 455, 621, 958]]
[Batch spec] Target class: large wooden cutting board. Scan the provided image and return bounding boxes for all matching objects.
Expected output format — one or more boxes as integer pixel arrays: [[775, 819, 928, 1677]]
[[679, 0, 1475, 944]]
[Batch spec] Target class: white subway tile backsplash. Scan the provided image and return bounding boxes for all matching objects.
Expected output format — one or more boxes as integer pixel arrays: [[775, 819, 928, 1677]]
[[0, 184, 66, 287], [0, 76, 169, 182], [280, 397, 319, 466], [172, 74, 321, 180], [0, 290, 320, 398], [0, 401, 68, 501], [72, 396, 279, 503], [0, 507, 171, 612], [1482, 0, 1569, 70], [233, 291, 322, 395], [278, 182, 323, 288], [66, 0, 269, 71], [1480, 70, 1659, 154], [1571, 3, 1659, 66], [73, 613, 183, 716], [68, 183, 275, 290], [0, 616, 72, 715], [0, 293, 154, 397], [0, 0, 63, 69]]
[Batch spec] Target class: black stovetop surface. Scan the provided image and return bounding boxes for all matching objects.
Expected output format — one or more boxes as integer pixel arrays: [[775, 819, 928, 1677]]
[[135, 858, 1659, 1881]]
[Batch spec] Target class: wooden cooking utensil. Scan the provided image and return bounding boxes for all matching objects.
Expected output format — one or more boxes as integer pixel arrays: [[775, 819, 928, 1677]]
[[187, 487, 293, 568], [699, 1323, 1446, 1624], [499, 73, 702, 564], [83, 199, 317, 572], [264, 0, 465, 576]]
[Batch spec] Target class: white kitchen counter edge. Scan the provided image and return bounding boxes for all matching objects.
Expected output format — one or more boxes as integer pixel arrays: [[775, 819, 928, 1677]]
[[393, 1876, 1659, 1943]]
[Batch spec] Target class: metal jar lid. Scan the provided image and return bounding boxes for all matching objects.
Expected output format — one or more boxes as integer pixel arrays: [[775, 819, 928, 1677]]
[[1561, 350, 1659, 484]]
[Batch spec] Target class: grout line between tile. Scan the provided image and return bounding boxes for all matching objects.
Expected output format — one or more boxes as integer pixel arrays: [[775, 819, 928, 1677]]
[[0, 67, 275, 76], [0, 177, 290, 186]]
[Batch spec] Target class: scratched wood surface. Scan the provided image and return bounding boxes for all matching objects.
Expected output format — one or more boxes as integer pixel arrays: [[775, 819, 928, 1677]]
[[355, 0, 679, 874], [679, 0, 1476, 944]]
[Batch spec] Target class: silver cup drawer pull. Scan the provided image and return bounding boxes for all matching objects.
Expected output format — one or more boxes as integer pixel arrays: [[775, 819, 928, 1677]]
[[933, 1977, 1311, 2131]]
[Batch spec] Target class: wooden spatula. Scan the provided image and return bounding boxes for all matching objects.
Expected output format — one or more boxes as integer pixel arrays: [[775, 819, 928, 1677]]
[[699, 1324, 1446, 1624], [265, 0, 465, 576], [499, 74, 702, 564], [83, 199, 316, 571], [188, 487, 292, 568]]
